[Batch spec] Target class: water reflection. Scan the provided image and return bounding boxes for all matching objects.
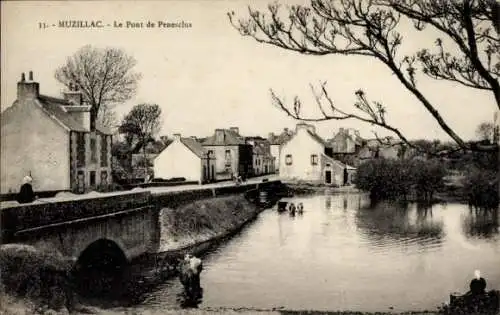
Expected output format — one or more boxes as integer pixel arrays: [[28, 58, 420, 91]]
[[103, 193, 500, 313], [355, 200, 445, 250], [462, 208, 500, 239]]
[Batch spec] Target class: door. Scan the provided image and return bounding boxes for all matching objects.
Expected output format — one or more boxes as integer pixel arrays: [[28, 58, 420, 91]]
[[325, 170, 332, 184]]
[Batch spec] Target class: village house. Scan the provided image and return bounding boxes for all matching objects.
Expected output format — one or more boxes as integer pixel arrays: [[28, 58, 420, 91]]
[[201, 127, 253, 180], [279, 123, 356, 186], [268, 128, 294, 173], [327, 127, 364, 166], [357, 138, 408, 162], [154, 133, 216, 184], [1, 72, 113, 194], [245, 136, 275, 176]]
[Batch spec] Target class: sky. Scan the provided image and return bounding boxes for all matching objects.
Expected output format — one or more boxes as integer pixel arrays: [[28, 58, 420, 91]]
[[1, 0, 497, 142]]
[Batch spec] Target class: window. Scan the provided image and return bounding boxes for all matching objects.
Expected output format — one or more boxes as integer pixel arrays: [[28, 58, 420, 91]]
[[100, 136, 108, 167], [76, 133, 86, 167], [208, 150, 214, 156], [285, 154, 292, 165], [311, 154, 318, 165], [90, 138, 97, 163], [89, 171, 96, 186], [225, 149, 232, 166]]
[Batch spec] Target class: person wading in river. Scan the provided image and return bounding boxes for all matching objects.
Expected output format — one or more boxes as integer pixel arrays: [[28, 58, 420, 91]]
[[178, 254, 203, 299]]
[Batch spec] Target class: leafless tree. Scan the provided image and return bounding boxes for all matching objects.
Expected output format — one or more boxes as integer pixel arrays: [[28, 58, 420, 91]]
[[55, 45, 141, 130], [228, 0, 500, 154]]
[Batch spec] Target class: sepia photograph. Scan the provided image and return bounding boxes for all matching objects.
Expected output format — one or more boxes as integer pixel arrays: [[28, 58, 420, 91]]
[[1, 0, 499, 314]]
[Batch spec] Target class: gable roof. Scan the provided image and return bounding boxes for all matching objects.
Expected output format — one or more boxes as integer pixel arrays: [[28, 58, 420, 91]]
[[306, 130, 330, 147], [180, 137, 207, 158], [36, 95, 112, 134], [202, 129, 245, 146]]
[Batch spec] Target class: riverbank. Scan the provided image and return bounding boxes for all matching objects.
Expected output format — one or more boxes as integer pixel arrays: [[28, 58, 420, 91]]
[[0, 194, 269, 314], [283, 181, 360, 195]]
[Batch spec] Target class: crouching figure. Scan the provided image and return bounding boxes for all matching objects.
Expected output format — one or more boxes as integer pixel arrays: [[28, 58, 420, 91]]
[[178, 254, 203, 299]]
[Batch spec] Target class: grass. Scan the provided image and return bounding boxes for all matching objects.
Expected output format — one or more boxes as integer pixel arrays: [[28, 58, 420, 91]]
[[0, 244, 73, 314], [162, 194, 258, 241]]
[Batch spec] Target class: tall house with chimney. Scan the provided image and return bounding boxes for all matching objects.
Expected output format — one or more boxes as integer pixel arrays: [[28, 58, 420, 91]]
[[201, 127, 253, 180], [1, 71, 113, 195]]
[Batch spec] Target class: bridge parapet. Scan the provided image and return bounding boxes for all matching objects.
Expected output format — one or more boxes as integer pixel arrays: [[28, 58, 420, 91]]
[[1, 191, 152, 243]]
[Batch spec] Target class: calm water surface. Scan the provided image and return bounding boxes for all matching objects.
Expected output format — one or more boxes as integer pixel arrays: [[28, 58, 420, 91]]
[[119, 193, 500, 313]]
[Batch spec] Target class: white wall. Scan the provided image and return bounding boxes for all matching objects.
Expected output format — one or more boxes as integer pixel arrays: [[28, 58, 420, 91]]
[[1, 99, 70, 193], [153, 140, 202, 183], [279, 128, 324, 182], [270, 144, 280, 173]]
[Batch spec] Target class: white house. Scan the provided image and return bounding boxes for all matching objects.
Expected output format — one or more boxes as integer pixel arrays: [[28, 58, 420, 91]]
[[279, 123, 356, 186], [153, 134, 216, 184]]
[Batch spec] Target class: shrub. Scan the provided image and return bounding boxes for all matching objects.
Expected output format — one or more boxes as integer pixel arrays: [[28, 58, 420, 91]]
[[354, 158, 446, 202], [462, 167, 499, 210]]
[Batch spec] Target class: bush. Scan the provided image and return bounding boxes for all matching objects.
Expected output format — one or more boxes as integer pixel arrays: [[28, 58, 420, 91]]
[[354, 158, 446, 202], [0, 244, 74, 312], [462, 167, 499, 210]]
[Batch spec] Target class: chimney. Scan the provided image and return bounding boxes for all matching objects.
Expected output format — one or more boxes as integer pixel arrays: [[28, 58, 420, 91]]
[[268, 132, 274, 140], [17, 71, 39, 100], [229, 127, 239, 135], [284, 128, 289, 134], [215, 129, 224, 143], [339, 127, 345, 134], [63, 82, 83, 105], [173, 133, 181, 141]]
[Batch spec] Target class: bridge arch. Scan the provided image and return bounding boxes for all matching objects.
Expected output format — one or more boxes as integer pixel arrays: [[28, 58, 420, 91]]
[[71, 238, 130, 297]]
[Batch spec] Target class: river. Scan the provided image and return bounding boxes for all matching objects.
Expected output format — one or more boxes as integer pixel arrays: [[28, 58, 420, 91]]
[[108, 192, 500, 313]]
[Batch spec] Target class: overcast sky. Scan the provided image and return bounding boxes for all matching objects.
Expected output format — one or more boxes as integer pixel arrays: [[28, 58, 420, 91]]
[[1, 0, 497, 141]]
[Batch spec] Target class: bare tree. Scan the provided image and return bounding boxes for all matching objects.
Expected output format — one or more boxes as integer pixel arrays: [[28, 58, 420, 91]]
[[476, 121, 495, 141], [55, 45, 142, 129], [119, 104, 163, 181], [228, 0, 500, 154]]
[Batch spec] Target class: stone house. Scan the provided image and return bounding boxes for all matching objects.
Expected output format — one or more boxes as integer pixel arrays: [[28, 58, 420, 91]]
[[245, 136, 275, 176], [1, 72, 113, 194], [154, 133, 216, 184], [327, 128, 364, 166], [279, 123, 356, 185], [201, 127, 253, 180]]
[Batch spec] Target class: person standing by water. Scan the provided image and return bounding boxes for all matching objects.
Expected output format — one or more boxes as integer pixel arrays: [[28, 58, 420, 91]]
[[16, 175, 36, 204]]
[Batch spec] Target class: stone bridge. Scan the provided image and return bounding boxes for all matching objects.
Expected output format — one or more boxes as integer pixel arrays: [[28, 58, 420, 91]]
[[0, 180, 284, 271]]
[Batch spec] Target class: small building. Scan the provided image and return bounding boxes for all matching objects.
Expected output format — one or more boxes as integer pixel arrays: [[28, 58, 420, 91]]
[[1, 72, 113, 194], [279, 123, 355, 185], [268, 128, 293, 173], [245, 136, 275, 176], [327, 127, 364, 166], [153, 133, 216, 184], [201, 127, 253, 180]]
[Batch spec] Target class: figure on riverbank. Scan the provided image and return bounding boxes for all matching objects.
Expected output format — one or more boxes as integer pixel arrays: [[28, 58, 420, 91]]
[[469, 270, 487, 296], [178, 254, 203, 299], [16, 175, 36, 204], [288, 203, 296, 216]]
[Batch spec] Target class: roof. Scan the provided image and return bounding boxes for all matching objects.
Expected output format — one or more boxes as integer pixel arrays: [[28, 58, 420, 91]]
[[180, 137, 208, 158], [37, 95, 112, 135], [202, 129, 245, 146], [37, 95, 88, 132], [307, 130, 330, 147], [268, 131, 293, 145]]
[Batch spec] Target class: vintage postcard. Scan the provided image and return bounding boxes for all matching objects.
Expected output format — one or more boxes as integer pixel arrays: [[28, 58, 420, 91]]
[[1, 0, 499, 315]]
